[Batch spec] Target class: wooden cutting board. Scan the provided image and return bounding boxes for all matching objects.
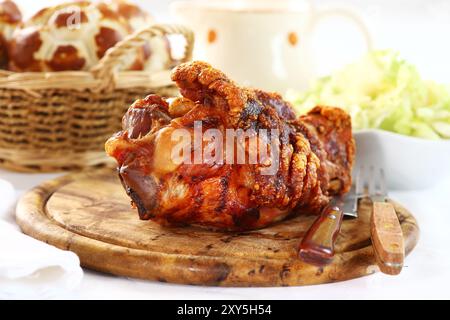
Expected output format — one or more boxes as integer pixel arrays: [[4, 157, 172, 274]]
[[16, 167, 419, 287]]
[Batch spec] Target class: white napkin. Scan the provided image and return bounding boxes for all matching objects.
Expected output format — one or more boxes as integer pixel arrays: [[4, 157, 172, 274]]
[[0, 178, 83, 299]]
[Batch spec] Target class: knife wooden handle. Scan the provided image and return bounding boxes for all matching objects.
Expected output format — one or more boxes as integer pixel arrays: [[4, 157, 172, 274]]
[[298, 205, 344, 266], [371, 201, 404, 275]]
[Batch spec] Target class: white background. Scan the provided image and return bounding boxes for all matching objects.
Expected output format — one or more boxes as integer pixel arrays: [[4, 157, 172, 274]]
[[16, 0, 450, 82], [3, 0, 450, 299]]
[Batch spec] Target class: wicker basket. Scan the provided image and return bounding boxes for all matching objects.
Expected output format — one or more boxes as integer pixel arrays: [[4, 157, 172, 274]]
[[0, 24, 194, 172]]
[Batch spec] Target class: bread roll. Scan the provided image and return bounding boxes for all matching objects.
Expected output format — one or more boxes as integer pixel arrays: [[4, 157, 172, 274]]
[[0, 0, 21, 69], [8, 1, 143, 72]]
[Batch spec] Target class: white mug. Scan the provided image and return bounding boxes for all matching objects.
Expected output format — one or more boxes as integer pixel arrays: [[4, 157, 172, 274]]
[[171, 0, 372, 93]]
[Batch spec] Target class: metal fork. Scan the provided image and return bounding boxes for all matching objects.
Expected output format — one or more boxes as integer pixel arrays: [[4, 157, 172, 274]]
[[367, 166, 388, 203], [360, 165, 405, 275]]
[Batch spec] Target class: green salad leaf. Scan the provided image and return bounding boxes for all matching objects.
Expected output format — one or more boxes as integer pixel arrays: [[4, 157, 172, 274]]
[[287, 50, 450, 139]]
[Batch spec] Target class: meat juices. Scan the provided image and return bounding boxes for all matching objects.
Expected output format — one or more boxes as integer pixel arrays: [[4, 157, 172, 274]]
[[106, 61, 355, 231]]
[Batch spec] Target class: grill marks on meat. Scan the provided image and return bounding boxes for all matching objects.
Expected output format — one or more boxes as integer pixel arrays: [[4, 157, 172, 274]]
[[105, 61, 355, 231]]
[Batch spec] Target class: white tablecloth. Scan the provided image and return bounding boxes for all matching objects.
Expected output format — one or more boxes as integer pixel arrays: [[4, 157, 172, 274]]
[[1, 167, 449, 299]]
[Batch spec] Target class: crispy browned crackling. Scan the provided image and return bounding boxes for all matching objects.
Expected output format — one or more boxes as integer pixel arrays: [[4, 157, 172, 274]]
[[106, 61, 355, 231]]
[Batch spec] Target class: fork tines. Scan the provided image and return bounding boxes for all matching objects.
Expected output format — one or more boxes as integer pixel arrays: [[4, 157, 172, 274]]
[[355, 165, 387, 202]]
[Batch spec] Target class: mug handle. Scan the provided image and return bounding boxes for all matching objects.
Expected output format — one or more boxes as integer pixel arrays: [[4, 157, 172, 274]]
[[308, 7, 373, 51]]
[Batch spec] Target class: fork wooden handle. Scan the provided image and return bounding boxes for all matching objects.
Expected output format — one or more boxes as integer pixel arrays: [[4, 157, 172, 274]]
[[298, 205, 344, 266], [371, 201, 404, 275]]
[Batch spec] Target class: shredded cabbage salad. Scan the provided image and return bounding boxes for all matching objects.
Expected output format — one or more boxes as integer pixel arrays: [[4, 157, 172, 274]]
[[287, 50, 450, 139]]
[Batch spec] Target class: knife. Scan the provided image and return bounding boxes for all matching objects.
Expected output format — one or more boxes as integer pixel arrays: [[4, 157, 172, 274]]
[[298, 188, 359, 266]]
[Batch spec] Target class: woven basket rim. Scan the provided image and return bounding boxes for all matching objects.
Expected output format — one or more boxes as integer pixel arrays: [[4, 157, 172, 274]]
[[0, 69, 174, 91]]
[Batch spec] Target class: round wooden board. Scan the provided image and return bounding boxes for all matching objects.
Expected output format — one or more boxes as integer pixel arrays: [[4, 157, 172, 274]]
[[16, 167, 419, 287]]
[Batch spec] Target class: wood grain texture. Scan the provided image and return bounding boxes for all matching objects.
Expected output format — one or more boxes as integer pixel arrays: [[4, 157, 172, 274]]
[[371, 202, 405, 275], [15, 167, 420, 287]]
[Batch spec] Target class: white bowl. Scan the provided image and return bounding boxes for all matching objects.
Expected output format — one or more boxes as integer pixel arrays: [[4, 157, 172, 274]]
[[354, 129, 450, 190]]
